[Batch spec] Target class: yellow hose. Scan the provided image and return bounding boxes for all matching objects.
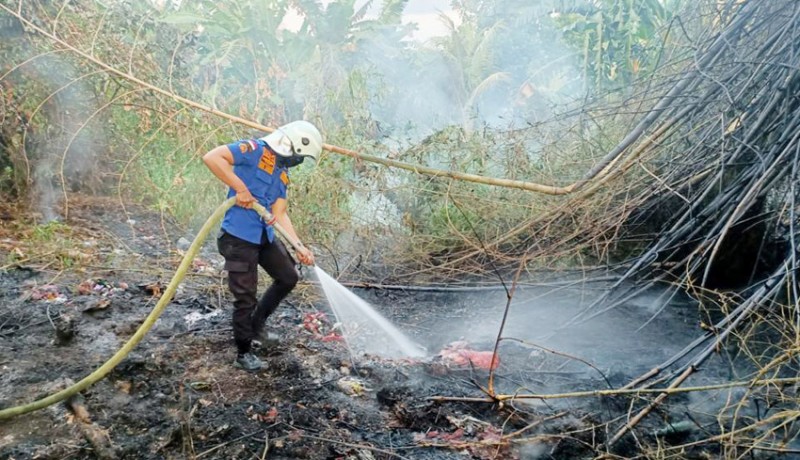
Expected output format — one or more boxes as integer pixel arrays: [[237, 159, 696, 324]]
[[0, 198, 284, 420]]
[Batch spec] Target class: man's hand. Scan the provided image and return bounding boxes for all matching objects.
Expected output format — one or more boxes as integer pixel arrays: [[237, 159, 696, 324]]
[[235, 189, 256, 208], [295, 246, 315, 266]]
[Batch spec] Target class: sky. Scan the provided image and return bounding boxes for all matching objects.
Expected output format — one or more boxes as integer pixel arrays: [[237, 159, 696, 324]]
[[281, 0, 458, 42], [379, 0, 457, 41]]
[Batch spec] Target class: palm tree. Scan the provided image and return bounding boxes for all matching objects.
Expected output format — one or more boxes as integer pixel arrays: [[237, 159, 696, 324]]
[[160, 0, 295, 119], [430, 11, 510, 135], [290, 0, 413, 121]]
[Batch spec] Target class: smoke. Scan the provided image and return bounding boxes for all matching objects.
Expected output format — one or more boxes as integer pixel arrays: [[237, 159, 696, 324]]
[[317, 0, 585, 233], [26, 54, 106, 221], [349, 1, 583, 145], [359, 282, 704, 379]]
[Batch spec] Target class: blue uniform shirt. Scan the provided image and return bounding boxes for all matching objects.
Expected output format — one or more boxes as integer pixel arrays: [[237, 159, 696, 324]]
[[220, 139, 290, 244]]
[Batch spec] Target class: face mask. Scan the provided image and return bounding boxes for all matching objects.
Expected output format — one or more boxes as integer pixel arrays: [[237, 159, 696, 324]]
[[278, 155, 305, 168]]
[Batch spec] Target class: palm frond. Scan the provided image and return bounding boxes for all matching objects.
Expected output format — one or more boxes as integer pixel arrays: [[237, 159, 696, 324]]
[[469, 20, 505, 86], [352, 0, 374, 23], [379, 0, 409, 25], [466, 71, 511, 108]]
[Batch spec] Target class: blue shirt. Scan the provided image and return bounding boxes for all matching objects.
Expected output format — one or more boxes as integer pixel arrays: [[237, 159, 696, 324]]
[[220, 139, 290, 244]]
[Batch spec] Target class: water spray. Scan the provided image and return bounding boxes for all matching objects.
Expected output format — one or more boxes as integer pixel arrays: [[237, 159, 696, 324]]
[[258, 199, 425, 358], [313, 266, 426, 359], [0, 197, 422, 420]]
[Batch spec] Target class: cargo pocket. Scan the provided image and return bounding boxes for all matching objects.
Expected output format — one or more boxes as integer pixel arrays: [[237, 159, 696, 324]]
[[224, 258, 257, 298], [224, 260, 250, 273], [217, 231, 231, 256]]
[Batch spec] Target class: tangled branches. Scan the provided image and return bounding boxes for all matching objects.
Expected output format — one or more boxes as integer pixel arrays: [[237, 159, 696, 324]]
[[560, 0, 800, 451], [421, 0, 800, 454], [2, 0, 800, 453]]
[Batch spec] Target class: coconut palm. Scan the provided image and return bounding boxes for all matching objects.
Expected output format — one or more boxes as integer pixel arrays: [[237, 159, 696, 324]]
[[430, 11, 510, 135], [289, 0, 412, 125], [159, 0, 296, 119]]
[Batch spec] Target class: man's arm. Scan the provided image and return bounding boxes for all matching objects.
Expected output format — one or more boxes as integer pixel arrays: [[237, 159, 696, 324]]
[[203, 145, 255, 208], [271, 198, 315, 266]]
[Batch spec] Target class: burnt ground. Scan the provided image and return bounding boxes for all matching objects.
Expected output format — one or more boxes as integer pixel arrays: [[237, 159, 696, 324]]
[[0, 196, 789, 459]]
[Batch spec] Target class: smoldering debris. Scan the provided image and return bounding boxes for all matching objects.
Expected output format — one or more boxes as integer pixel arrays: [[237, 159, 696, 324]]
[[1, 198, 797, 460]]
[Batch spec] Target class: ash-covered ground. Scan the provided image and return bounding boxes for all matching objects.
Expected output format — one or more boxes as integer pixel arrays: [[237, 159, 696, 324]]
[[0, 197, 773, 459]]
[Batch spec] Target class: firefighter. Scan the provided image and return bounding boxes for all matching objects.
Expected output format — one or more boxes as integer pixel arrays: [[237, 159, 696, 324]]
[[203, 121, 322, 371]]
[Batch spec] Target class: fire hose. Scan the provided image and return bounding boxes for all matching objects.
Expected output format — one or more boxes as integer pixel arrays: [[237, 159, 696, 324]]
[[0, 197, 300, 420]]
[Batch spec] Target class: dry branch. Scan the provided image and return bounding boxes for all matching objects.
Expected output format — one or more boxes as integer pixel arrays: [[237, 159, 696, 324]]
[[66, 394, 115, 460], [0, 1, 705, 201]]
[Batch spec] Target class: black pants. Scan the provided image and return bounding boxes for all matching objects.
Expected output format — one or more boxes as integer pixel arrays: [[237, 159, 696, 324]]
[[217, 231, 299, 354]]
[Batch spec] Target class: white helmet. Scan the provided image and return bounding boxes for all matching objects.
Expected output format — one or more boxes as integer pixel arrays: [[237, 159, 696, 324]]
[[261, 120, 323, 162]]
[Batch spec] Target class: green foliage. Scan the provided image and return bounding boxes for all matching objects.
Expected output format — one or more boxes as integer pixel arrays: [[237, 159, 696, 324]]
[[554, 0, 675, 92], [430, 14, 510, 134], [105, 101, 228, 226], [31, 221, 69, 242], [287, 143, 353, 247], [0, 0, 687, 272], [0, 151, 17, 197]]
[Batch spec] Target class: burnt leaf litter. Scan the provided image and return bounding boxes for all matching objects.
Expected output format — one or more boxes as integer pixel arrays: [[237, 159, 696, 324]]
[[0, 197, 730, 459]]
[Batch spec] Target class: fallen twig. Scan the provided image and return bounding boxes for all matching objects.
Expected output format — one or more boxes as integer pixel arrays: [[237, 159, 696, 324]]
[[503, 411, 569, 440], [501, 337, 612, 389], [66, 394, 115, 460], [195, 430, 261, 458], [298, 433, 413, 460], [259, 431, 269, 460], [427, 376, 800, 403]]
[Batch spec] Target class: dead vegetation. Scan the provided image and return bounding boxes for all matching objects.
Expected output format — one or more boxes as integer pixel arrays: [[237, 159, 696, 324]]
[[1, 0, 800, 458]]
